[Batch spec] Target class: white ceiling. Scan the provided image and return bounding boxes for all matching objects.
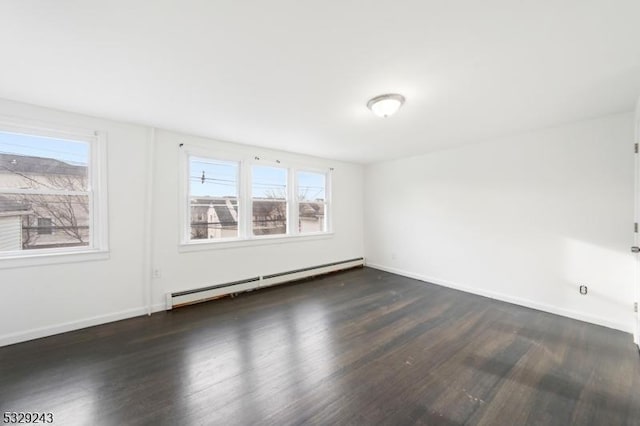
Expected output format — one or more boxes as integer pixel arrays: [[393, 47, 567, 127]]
[[0, 1, 639, 163]]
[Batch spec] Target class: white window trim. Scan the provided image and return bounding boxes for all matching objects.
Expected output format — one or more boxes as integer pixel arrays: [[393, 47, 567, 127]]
[[295, 167, 332, 235], [0, 249, 110, 269], [178, 232, 334, 252], [178, 145, 246, 245], [0, 117, 109, 268], [179, 145, 333, 250]]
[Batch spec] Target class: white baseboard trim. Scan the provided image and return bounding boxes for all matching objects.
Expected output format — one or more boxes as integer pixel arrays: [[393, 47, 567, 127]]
[[366, 263, 632, 333], [0, 303, 166, 347]]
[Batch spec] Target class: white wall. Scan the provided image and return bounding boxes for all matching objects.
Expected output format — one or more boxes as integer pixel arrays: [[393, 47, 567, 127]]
[[1, 95, 631, 344], [365, 112, 636, 332], [0, 99, 149, 346], [0, 99, 364, 346]]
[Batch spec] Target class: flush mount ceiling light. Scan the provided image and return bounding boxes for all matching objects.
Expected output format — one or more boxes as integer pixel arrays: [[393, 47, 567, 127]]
[[367, 93, 405, 118]]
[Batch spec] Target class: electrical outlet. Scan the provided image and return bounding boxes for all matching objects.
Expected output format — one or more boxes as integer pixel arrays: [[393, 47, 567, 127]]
[[579, 285, 588, 295], [153, 268, 161, 278], [391, 252, 397, 260]]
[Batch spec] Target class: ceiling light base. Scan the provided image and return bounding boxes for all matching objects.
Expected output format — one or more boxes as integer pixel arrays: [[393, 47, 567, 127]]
[[367, 93, 405, 118]]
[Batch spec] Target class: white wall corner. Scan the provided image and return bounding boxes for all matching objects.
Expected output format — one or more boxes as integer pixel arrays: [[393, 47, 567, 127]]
[[366, 263, 633, 333]]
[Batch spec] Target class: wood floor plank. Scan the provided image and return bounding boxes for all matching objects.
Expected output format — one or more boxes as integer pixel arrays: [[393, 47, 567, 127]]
[[0, 267, 638, 425]]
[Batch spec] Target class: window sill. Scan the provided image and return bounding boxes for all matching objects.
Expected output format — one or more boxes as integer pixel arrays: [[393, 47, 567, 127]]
[[0, 248, 110, 270], [178, 232, 334, 252]]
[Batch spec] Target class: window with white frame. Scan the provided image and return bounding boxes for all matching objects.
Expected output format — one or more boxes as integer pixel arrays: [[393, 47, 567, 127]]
[[0, 126, 106, 256], [251, 165, 288, 236], [188, 156, 240, 241], [183, 150, 331, 245], [297, 170, 327, 234]]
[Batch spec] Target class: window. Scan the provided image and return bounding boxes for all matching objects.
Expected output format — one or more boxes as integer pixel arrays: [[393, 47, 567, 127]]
[[37, 218, 53, 235], [297, 171, 327, 234], [182, 149, 331, 246], [252, 165, 287, 236], [188, 157, 239, 241], [0, 124, 106, 258]]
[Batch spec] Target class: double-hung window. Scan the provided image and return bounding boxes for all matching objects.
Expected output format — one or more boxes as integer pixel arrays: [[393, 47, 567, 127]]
[[187, 156, 240, 241], [0, 123, 107, 259], [183, 149, 331, 245], [296, 170, 327, 234], [251, 165, 288, 236]]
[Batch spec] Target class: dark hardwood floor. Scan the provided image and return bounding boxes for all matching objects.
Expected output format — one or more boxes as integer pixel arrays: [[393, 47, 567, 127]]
[[1, 267, 639, 425]]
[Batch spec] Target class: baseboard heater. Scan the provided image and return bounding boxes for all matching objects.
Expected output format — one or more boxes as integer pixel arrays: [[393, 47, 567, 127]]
[[166, 257, 365, 309]]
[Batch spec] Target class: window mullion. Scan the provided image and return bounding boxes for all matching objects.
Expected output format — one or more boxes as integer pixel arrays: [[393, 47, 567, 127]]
[[288, 167, 297, 236], [88, 191, 95, 248], [326, 170, 332, 233], [181, 151, 190, 244], [242, 160, 252, 239]]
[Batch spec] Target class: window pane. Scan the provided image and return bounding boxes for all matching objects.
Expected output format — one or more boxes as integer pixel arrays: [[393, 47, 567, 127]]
[[0, 193, 89, 251], [252, 166, 287, 235], [188, 157, 239, 240], [297, 171, 325, 202], [190, 197, 238, 240], [252, 200, 287, 236], [297, 171, 326, 233], [37, 217, 53, 235], [299, 202, 325, 233], [252, 166, 287, 199], [0, 131, 89, 191]]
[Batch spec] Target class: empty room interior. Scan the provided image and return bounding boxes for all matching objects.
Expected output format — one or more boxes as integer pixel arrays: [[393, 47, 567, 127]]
[[1, 1, 640, 425]]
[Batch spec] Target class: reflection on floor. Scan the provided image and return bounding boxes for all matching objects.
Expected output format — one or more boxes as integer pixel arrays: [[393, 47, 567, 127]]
[[1, 267, 639, 425]]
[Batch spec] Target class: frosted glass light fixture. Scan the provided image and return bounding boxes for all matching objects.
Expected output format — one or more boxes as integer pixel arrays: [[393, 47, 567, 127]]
[[367, 93, 405, 118]]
